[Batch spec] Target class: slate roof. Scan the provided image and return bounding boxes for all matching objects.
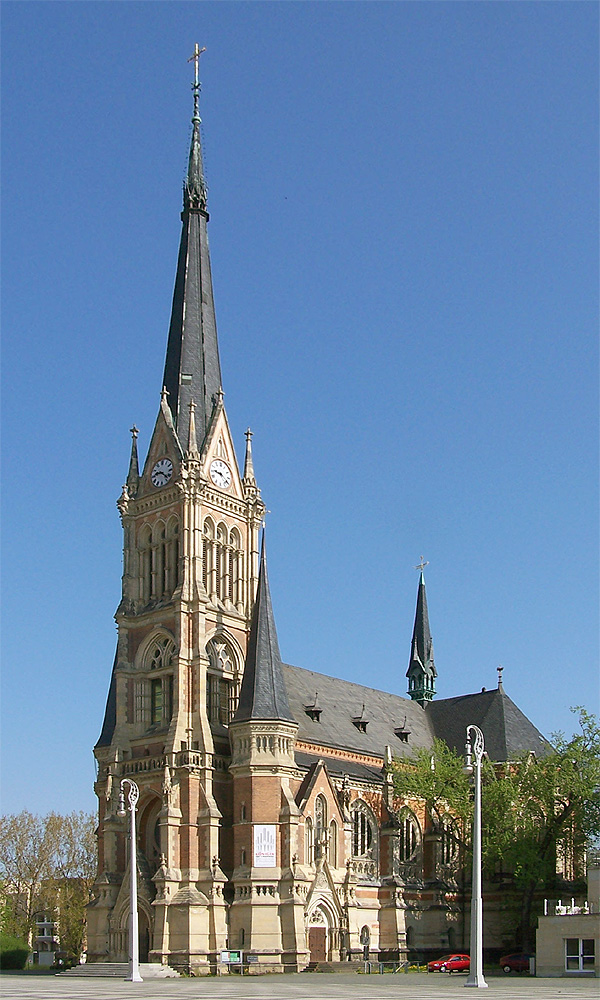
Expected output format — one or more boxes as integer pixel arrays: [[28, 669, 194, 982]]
[[96, 648, 118, 748], [427, 688, 551, 759], [283, 663, 435, 760], [282, 662, 550, 770], [233, 538, 295, 724], [162, 97, 221, 451]]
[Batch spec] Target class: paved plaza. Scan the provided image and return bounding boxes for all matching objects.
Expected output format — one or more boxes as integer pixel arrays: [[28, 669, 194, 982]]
[[1, 973, 597, 1000]]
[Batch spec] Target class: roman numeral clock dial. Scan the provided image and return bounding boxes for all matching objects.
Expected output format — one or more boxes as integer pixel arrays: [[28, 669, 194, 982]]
[[209, 459, 231, 488], [151, 458, 173, 487]]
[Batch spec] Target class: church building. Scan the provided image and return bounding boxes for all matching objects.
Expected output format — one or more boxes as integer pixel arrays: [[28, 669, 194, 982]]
[[88, 65, 549, 974]]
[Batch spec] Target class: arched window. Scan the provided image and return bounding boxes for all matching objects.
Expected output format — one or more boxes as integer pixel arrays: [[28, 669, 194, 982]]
[[440, 816, 458, 864], [153, 521, 166, 599], [216, 524, 227, 600], [139, 524, 152, 603], [229, 528, 242, 607], [206, 637, 240, 724], [315, 795, 327, 860], [202, 518, 215, 594], [136, 634, 176, 728], [351, 801, 377, 860], [305, 816, 314, 864], [398, 812, 419, 863], [165, 517, 180, 595], [329, 819, 338, 867]]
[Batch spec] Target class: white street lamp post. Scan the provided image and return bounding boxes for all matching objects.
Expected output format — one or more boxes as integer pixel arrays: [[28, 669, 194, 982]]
[[463, 725, 487, 989], [117, 778, 143, 982]]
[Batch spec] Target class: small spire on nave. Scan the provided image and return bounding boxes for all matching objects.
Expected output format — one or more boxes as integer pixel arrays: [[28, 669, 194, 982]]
[[126, 425, 140, 491], [243, 428, 256, 485]]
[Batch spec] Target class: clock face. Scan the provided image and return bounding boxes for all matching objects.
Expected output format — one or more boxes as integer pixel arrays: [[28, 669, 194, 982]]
[[210, 459, 231, 488], [151, 457, 173, 488]]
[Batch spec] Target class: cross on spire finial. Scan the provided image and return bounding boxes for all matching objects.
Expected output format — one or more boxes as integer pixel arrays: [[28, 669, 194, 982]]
[[414, 556, 429, 574], [188, 44, 206, 119]]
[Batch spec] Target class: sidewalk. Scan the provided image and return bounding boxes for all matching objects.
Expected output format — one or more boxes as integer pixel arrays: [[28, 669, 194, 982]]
[[1, 971, 598, 1000]]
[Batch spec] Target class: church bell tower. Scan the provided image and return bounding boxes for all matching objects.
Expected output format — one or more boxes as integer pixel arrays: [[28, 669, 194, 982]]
[[88, 51, 265, 972]]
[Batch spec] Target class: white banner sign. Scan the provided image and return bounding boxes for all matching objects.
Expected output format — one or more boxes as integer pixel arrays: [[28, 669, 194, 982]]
[[253, 824, 276, 867]]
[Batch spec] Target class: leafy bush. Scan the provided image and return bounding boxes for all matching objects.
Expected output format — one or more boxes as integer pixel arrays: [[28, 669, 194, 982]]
[[0, 932, 29, 969]]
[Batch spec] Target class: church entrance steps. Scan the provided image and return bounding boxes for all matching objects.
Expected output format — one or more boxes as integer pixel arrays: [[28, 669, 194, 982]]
[[62, 964, 180, 978], [306, 961, 362, 973]]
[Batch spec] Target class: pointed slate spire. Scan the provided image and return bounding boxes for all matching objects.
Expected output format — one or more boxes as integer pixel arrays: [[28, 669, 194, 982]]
[[233, 533, 295, 723], [406, 566, 437, 705], [162, 48, 222, 455], [126, 425, 140, 491]]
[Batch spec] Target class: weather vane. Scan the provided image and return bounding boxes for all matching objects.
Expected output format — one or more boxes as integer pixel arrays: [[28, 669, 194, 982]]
[[414, 556, 429, 573]]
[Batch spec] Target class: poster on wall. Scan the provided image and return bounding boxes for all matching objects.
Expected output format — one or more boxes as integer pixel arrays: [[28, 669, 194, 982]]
[[253, 824, 276, 867]]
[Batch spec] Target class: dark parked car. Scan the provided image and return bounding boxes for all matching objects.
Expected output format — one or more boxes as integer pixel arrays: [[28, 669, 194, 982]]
[[428, 953, 470, 973], [499, 952, 534, 973]]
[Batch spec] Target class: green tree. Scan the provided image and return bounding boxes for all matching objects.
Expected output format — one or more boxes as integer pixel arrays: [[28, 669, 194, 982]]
[[482, 707, 600, 948], [391, 709, 600, 952], [392, 737, 471, 837]]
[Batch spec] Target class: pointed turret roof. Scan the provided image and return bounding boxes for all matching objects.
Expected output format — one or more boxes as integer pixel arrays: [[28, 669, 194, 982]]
[[233, 534, 295, 723], [162, 57, 222, 453], [126, 425, 140, 491], [408, 570, 436, 677], [406, 567, 437, 705]]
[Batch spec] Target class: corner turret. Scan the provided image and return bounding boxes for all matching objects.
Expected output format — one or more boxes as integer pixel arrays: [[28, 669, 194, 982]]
[[406, 562, 437, 706]]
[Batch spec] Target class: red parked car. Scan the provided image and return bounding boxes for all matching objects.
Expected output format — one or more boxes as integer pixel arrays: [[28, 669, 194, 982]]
[[499, 953, 534, 973], [428, 953, 470, 973]]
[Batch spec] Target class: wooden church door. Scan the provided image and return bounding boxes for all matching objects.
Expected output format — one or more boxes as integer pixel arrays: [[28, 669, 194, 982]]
[[309, 926, 327, 962]]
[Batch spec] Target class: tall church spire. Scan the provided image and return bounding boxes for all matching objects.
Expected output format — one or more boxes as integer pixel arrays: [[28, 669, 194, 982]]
[[233, 533, 295, 723], [406, 563, 437, 706], [162, 46, 222, 454]]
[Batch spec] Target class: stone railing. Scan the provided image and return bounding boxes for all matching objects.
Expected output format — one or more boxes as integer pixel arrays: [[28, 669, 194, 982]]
[[349, 858, 378, 879], [121, 755, 167, 775]]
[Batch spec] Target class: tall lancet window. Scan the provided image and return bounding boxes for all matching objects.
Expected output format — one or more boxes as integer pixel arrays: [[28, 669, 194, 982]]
[[228, 528, 243, 608], [216, 524, 227, 600], [315, 795, 327, 860], [165, 516, 180, 594], [399, 813, 419, 863], [329, 819, 338, 867], [139, 524, 153, 603], [305, 816, 314, 865], [202, 518, 215, 595]]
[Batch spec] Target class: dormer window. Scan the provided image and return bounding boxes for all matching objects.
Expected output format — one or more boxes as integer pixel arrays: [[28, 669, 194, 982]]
[[394, 716, 411, 743], [304, 693, 322, 722], [352, 704, 368, 733]]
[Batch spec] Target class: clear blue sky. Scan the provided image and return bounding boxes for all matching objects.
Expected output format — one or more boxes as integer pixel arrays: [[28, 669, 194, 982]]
[[1, 2, 598, 816]]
